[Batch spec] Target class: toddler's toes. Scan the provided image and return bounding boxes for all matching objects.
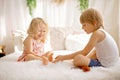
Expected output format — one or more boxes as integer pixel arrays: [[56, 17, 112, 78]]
[[42, 57, 49, 65], [49, 53, 53, 62]]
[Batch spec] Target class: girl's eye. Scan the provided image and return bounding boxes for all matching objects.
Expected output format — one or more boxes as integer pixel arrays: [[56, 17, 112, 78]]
[[42, 30, 46, 32]]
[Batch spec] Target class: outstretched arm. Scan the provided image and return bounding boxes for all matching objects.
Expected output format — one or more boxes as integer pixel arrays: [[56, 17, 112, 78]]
[[53, 50, 82, 63], [54, 30, 101, 63]]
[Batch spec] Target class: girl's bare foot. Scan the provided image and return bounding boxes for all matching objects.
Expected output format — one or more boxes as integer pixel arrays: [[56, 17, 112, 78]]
[[42, 56, 49, 65], [45, 51, 53, 62], [48, 53, 53, 62]]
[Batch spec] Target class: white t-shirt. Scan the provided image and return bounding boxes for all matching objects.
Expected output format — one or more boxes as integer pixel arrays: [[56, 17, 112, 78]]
[[95, 29, 119, 67]]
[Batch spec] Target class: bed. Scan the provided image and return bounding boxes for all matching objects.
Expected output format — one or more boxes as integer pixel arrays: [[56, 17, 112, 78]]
[[0, 50, 120, 80], [1, 27, 120, 80]]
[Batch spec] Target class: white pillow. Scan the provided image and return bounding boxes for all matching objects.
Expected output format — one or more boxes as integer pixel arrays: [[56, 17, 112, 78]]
[[65, 34, 91, 51], [12, 30, 52, 53], [44, 34, 53, 52], [12, 30, 27, 52]]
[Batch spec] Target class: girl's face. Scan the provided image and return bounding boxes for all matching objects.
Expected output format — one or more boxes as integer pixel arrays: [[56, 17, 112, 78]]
[[34, 25, 47, 40], [81, 22, 95, 34]]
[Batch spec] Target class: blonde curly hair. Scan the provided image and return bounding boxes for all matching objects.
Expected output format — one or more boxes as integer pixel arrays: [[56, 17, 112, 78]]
[[27, 17, 48, 42]]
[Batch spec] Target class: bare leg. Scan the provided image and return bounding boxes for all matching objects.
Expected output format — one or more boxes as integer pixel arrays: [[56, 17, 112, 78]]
[[24, 54, 49, 65], [73, 54, 90, 67], [73, 54, 91, 72], [41, 56, 49, 65], [44, 51, 53, 62]]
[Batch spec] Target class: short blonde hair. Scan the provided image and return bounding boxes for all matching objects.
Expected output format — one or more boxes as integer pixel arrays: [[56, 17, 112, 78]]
[[27, 17, 48, 42], [80, 8, 104, 29]]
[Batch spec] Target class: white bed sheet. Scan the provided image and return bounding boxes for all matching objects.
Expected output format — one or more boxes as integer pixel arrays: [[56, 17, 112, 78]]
[[0, 51, 120, 80]]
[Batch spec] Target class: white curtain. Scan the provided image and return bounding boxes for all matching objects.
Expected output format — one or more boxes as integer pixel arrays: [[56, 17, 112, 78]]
[[0, 0, 30, 54], [0, 0, 81, 54], [33, 0, 80, 27], [89, 0, 120, 51], [0, 0, 119, 54]]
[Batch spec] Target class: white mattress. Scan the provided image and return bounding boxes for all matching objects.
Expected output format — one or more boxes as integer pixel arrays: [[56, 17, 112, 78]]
[[0, 51, 120, 80]]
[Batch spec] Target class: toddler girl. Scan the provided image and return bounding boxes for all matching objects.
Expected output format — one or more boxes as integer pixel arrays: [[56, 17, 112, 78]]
[[17, 17, 53, 65]]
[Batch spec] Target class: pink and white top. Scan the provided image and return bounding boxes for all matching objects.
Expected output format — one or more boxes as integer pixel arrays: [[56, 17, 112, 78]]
[[17, 39, 44, 61], [31, 40, 44, 56]]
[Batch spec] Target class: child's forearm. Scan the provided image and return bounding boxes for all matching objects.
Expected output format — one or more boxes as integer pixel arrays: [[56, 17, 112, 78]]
[[62, 51, 81, 60]]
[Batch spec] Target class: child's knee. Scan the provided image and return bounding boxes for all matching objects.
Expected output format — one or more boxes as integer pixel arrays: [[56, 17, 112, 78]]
[[73, 54, 83, 66], [25, 54, 34, 61]]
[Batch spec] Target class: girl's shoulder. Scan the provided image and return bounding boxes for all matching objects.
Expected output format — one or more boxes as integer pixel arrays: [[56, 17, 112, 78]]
[[23, 36, 34, 44]]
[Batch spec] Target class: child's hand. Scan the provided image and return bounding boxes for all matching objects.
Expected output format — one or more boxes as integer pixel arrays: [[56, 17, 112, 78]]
[[53, 55, 64, 63]]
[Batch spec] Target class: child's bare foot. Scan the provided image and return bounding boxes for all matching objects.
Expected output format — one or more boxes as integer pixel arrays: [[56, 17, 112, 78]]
[[45, 51, 53, 62], [81, 66, 90, 72], [48, 53, 53, 62], [42, 56, 49, 65], [72, 66, 90, 72]]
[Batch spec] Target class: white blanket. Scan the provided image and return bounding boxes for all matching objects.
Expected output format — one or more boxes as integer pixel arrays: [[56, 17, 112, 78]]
[[0, 51, 120, 80]]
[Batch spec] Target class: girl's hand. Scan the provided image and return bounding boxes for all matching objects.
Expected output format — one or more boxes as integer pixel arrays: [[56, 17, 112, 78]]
[[53, 55, 64, 63]]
